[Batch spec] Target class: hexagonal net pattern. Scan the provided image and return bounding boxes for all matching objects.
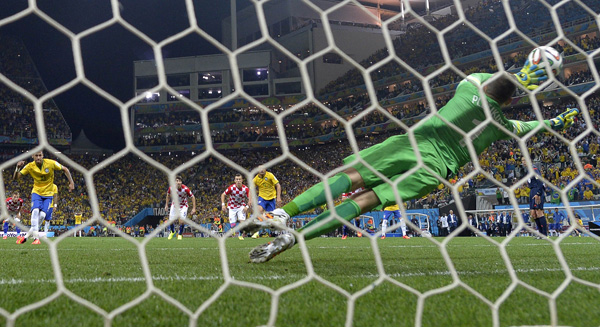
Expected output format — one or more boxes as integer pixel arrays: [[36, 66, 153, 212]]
[[1, 0, 599, 326]]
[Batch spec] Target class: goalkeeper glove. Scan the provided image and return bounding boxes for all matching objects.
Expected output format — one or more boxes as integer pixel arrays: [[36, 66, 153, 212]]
[[514, 59, 548, 90], [549, 108, 579, 131]]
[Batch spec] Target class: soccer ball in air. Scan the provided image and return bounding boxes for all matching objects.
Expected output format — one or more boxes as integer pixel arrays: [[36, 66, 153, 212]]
[[527, 46, 563, 76]]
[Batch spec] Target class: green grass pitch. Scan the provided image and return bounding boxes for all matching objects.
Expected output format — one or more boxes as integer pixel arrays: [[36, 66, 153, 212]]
[[0, 236, 599, 327]]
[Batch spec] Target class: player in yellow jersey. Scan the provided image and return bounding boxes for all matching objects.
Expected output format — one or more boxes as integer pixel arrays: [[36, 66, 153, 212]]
[[250, 166, 282, 238], [74, 210, 83, 237], [44, 184, 58, 234], [253, 166, 282, 214], [13, 151, 74, 244], [382, 204, 410, 240]]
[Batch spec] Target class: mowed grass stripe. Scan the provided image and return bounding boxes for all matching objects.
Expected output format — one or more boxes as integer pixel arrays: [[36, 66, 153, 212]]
[[1, 265, 600, 286]]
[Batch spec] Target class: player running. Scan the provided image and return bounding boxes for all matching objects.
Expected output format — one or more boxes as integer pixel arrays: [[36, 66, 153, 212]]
[[248, 64, 579, 262], [250, 166, 282, 238], [13, 151, 75, 244], [164, 175, 196, 240], [3, 192, 23, 239], [381, 204, 409, 240], [253, 166, 282, 213], [221, 174, 251, 240]]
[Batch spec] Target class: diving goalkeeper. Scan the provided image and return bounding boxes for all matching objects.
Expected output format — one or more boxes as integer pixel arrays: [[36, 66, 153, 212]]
[[248, 63, 579, 263]]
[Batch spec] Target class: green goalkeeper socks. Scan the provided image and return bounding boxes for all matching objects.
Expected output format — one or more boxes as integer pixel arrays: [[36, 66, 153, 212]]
[[298, 199, 361, 241], [282, 173, 352, 217]]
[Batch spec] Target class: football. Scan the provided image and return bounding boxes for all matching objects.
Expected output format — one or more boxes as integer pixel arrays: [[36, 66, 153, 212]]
[[527, 46, 563, 76]]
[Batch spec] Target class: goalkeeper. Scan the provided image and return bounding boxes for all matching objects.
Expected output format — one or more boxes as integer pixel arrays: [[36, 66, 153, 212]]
[[248, 62, 579, 263]]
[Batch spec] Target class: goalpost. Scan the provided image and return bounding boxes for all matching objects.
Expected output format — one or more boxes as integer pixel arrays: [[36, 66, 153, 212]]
[[1, 0, 599, 326]]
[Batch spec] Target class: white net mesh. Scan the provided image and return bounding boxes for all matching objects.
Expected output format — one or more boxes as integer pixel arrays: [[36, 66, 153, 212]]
[[1, 0, 600, 326]]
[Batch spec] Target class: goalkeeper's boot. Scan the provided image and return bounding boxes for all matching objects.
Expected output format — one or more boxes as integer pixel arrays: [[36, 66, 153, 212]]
[[32, 239, 41, 245], [16, 236, 26, 244], [241, 209, 290, 234], [238, 235, 244, 240], [168, 232, 176, 240], [240, 219, 268, 235], [251, 232, 259, 239], [249, 233, 296, 263], [177, 235, 183, 240], [263, 208, 290, 229]]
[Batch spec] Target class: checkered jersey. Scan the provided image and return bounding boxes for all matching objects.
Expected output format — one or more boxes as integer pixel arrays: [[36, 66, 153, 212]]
[[167, 184, 193, 208], [342, 188, 364, 199], [6, 197, 23, 213], [224, 184, 249, 209]]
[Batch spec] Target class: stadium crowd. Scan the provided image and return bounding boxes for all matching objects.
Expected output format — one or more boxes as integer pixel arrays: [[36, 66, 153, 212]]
[[134, 34, 598, 147], [5, 89, 600, 233], [0, 34, 71, 142], [319, 0, 596, 95]]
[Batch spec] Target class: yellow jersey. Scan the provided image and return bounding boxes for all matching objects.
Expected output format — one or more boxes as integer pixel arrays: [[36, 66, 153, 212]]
[[253, 172, 279, 200], [384, 204, 400, 211], [75, 214, 82, 225], [20, 159, 63, 196]]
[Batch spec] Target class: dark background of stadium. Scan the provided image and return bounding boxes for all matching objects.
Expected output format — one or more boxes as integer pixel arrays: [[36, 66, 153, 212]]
[[0, 0, 256, 151], [0, 0, 437, 151]]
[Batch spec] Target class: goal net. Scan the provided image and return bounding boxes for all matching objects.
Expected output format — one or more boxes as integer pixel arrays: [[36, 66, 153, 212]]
[[1, 0, 599, 326]]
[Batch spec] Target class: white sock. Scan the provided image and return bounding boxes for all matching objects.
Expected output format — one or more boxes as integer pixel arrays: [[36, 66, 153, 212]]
[[381, 219, 388, 235], [45, 220, 50, 233], [31, 209, 40, 239], [39, 211, 47, 236], [400, 219, 407, 236]]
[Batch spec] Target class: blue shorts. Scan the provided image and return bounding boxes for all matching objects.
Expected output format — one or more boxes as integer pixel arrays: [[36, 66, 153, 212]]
[[383, 210, 401, 220], [529, 194, 544, 210], [46, 207, 53, 221], [31, 194, 53, 214], [258, 197, 276, 212]]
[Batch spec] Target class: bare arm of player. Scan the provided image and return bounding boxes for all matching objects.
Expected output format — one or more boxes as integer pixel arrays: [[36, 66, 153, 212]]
[[164, 192, 170, 211], [190, 194, 196, 216], [244, 192, 252, 214], [62, 166, 75, 191], [276, 183, 282, 207], [220, 192, 227, 213], [13, 161, 25, 180]]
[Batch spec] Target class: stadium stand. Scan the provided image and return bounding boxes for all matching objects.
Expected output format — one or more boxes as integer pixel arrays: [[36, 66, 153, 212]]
[[2, 1, 599, 234]]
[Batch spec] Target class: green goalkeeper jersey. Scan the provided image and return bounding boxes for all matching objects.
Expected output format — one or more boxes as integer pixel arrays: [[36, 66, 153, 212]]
[[414, 73, 550, 174]]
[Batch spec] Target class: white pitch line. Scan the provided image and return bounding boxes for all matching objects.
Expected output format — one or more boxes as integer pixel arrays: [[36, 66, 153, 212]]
[[2, 241, 597, 253], [308, 243, 599, 250], [0, 247, 216, 252], [1, 267, 599, 286]]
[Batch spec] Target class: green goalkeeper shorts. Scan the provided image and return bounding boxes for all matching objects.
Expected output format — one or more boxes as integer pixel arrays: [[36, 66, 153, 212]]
[[342, 133, 448, 209]]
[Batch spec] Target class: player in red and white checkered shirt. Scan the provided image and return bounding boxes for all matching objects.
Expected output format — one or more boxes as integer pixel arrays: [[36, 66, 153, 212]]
[[341, 187, 364, 201], [164, 175, 196, 240], [341, 188, 364, 239], [3, 191, 23, 239], [221, 174, 252, 240]]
